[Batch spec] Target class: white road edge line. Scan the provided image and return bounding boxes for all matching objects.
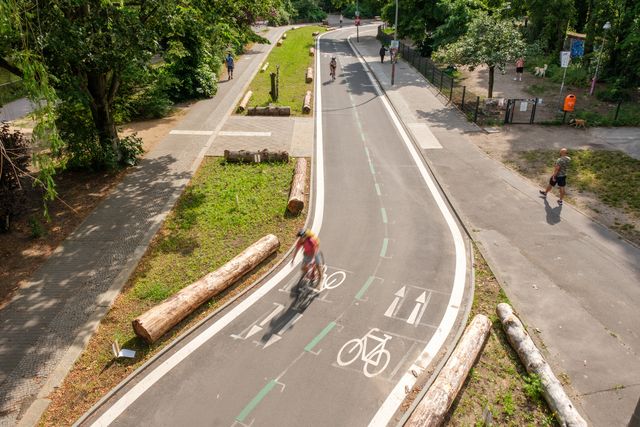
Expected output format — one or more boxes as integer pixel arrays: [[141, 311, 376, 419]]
[[88, 32, 327, 427], [344, 35, 467, 427]]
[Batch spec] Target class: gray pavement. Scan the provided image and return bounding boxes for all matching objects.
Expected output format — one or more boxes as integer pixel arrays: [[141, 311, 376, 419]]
[[353, 26, 640, 427], [0, 26, 288, 427], [0, 97, 35, 122]]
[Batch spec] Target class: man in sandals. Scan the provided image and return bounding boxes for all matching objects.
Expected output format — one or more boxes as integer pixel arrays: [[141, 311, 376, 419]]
[[540, 148, 571, 205]]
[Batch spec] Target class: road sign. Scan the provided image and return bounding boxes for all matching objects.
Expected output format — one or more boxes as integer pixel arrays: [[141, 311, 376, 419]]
[[560, 51, 571, 68], [390, 40, 399, 49], [355, 17, 361, 26]]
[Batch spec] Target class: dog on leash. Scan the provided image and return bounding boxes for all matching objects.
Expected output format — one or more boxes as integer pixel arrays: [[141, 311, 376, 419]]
[[568, 118, 587, 128], [534, 64, 548, 77]]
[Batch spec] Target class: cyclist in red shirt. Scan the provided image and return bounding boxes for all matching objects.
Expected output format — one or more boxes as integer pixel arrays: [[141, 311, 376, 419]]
[[292, 229, 323, 287]]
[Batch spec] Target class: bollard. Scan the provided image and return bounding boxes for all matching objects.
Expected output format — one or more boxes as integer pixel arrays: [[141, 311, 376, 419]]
[[474, 96, 480, 123]]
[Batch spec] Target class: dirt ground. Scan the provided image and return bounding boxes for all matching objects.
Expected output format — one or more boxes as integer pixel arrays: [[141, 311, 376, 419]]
[[467, 125, 640, 247], [0, 105, 191, 307]]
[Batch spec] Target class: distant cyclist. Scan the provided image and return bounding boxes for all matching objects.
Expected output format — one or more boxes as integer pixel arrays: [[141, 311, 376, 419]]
[[329, 56, 337, 80], [291, 229, 323, 287]]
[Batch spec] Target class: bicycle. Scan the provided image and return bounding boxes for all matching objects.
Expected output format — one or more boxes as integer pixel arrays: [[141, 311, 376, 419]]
[[294, 251, 325, 310], [337, 328, 392, 378]]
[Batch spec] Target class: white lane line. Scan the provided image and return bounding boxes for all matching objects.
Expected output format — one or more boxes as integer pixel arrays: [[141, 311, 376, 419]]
[[169, 130, 214, 135], [345, 35, 467, 427], [89, 32, 328, 427], [218, 131, 272, 137]]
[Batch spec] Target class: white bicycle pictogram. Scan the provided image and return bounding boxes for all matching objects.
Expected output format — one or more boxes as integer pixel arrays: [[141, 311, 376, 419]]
[[336, 328, 392, 378]]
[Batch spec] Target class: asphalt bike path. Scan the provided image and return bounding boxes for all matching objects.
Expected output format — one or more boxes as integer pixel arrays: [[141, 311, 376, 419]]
[[78, 28, 472, 426]]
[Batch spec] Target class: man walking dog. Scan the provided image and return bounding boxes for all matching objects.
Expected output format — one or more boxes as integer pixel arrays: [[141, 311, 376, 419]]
[[540, 148, 571, 205]]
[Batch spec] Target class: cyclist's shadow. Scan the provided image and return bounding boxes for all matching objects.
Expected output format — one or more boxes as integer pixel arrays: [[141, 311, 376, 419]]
[[258, 276, 321, 346]]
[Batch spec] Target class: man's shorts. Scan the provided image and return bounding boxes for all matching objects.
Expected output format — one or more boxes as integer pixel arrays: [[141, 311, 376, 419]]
[[516, 67, 524, 73], [549, 175, 567, 187], [303, 253, 321, 266]]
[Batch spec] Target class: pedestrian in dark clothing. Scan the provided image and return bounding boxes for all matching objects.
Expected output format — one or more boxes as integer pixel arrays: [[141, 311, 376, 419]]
[[225, 53, 234, 80], [379, 46, 386, 63], [539, 148, 571, 205]]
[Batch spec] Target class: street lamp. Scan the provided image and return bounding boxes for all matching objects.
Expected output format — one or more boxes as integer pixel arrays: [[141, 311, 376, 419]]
[[391, 0, 398, 85], [589, 21, 611, 96]]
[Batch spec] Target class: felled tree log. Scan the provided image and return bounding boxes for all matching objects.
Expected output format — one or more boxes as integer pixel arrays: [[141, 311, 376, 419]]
[[497, 303, 587, 427], [312, 31, 319, 36], [132, 234, 280, 343], [406, 315, 492, 427], [305, 67, 313, 83], [247, 106, 291, 116], [282, 33, 287, 39], [287, 158, 307, 214], [302, 91, 312, 114], [224, 149, 289, 164], [309, 47, 315, 56], [277, 39, 283, 46], [261, 62, 269, 72], [237, 91, 253, 112]]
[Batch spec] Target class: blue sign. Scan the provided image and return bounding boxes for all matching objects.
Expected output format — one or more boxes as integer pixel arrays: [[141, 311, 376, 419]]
[[570, 39, 584, 58]]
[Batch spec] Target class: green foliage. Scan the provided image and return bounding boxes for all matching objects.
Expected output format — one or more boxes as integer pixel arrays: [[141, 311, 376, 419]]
[[525, 0, 575, 51], [431, 0, 486, 51], [0, 123, 30, 232], [292, 0, 328, 22], [522, 373, 544, 403], [28, 216, 45, 238], [596, 79, 633, 103], [119, 135, 145, 167]]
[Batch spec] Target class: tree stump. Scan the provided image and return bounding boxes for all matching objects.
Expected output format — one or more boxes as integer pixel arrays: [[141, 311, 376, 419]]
[[277, 39, 283, 46], [406, 315, 492, 427], [303, 91, 312, 114], [237, 91, 253, 113], [305, 67, 313, 83], [287, 158, 307, 214], [497, 303, 587, 427], [132, 234, 280, 343], [224, 149, 289, 164]]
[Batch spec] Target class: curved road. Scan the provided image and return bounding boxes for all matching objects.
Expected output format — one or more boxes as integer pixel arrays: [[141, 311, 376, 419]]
[[80, 27, 471, 427]]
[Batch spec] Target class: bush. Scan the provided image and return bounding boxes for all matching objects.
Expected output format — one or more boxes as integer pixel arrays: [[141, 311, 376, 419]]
[[119, 134, 144, 166], [343, 3, 375, 19], [596, 79, 633, 103], [292, 0, 327, 22], [0, 123, 30, 232]]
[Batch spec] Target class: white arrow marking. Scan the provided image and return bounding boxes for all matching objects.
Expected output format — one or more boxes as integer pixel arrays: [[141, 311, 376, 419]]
[[384, 286, 406, 317], [406, 292, 427, 325], [414, 292, 431, 327], [263, 313, 303, 349], [260, 304, 285, 327], [230, 303, 284, 340]]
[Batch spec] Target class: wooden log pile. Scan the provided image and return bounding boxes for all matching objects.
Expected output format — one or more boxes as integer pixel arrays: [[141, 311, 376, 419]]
[[497, 303, 588, 427], [247, 106, 291, 116], [132, 234, 280, 343], [406, 315, 492, 426], [237, 91, 253, 113], [305, 67, 313, 83], [224, 149, 289, 164], [303, 91, 312, 114], [287, 158, 307, 214]]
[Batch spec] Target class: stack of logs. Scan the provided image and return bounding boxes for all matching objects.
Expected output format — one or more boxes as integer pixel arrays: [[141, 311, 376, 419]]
[[224, 149, 289, 164]]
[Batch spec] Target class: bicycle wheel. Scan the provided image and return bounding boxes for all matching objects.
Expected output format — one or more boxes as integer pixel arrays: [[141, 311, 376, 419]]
[[363, 349, 390, 378], [337, 338, 363, 366]]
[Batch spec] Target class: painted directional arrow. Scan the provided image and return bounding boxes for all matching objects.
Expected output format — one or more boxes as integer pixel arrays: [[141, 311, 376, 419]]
[[406, 291, 428, 325], [263, 313, 303, 348], [384, 286, 406, 318], [231, 303, 284, 340]]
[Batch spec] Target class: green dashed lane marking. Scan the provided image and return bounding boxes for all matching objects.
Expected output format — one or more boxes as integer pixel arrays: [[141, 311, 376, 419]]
[[369, 161, 375, 175], [236, 379, 277, 422], [356, 276, 376, 300], [375, 183, 381, 195], [381, 208, 388, 224], [380, 238, 389, 257], [305, 321, 337, 352]]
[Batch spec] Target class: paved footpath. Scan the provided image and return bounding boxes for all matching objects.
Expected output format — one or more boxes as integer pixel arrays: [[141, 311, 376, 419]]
[[352, 27, 640, 427], [0, 26, 287, 427]]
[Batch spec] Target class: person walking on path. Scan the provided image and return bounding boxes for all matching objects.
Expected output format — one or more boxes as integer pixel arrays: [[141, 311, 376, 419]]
[[540, 148, 571, 205], [225, 53, 234, 80], [339, 14, 343, 27], [514, 57, 525, 81], [379, 45, 386, 63]]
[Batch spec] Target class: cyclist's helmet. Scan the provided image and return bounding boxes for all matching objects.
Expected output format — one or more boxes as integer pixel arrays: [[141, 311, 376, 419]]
[[297, 228, 312, 238]]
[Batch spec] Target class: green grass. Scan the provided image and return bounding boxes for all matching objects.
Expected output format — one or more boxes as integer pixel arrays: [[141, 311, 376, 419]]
[[517, 149, 640, 213], [133, 158, 301, 301], [0, 68, 25, 106], [245, 26, 323, 115]]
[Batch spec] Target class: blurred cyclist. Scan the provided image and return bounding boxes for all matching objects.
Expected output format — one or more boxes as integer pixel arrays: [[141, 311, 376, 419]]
[[291, 229, 323, 287]]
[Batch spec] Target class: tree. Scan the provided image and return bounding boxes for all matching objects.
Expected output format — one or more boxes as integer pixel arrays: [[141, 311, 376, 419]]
[[432, 0, 487, 51], [433, 12, 526, 97]]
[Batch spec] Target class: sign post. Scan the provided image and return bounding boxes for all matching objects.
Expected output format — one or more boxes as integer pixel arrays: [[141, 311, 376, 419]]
[[355, 10, 360, 42], [559, 51, 570, 97]]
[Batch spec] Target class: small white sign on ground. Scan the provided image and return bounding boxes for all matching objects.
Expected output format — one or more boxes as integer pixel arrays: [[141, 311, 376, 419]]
[[407, 123, 442, 149], [112, 340, 136, 359]]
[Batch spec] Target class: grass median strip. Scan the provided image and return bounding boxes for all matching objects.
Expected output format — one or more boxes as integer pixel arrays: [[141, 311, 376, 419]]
[[40, 158, 306, 426], [245, 26, 323, 115]]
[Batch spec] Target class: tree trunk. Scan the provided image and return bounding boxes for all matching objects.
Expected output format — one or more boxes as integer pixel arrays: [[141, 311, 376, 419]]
[[133, 234, 280, 343], [86, 71, 120, 159], [497, 303, 588, 427], [406, 315, 492, 427], [288, 158, 307, 214], [488, 65, 495, 99]]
